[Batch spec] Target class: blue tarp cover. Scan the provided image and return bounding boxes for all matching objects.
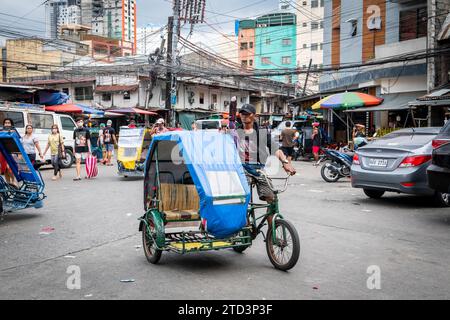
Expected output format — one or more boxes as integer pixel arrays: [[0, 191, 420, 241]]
[[148, 131, 250, 238]]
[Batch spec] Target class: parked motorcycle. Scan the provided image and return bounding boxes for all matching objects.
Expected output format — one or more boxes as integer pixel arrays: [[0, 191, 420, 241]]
[[317, 147, 354, 182]]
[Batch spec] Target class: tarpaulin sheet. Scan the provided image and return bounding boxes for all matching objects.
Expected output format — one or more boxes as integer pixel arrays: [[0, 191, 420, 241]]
[[148, 131, 250, 238]]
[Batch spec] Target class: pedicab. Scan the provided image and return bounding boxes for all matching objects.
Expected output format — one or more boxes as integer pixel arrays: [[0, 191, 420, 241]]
[[0, 129, 45, 217], [138, 131, 300, 271], [117, 127, 152, 177]]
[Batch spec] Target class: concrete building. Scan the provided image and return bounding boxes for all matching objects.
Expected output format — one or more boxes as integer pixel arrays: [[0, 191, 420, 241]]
[[59, 3, 82, 27], [296, 0, 324, 95], [238, 19, 256, 69], [45, 0, 69, 39], [4, 38, 89, 81], [237, 12, 297, 84], [317, 0, 442, 140], [255, 12, 298, 84]]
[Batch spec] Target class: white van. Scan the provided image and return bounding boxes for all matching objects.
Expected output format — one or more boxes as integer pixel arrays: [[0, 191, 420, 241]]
[[0, 103, 76, 168]]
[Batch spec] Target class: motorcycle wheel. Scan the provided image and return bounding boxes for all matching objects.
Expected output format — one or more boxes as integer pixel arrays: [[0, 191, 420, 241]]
[[321, 163, 340, 183]]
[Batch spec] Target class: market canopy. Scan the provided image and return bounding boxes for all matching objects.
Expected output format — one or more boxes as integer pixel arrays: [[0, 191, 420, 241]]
[[45, 103, 104, 115], [311, 92, 383, 110], [108, 107, 158, 115]]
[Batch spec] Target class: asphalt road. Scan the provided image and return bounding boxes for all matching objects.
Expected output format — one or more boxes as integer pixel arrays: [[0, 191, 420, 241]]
[[0, 160, 449, 300]]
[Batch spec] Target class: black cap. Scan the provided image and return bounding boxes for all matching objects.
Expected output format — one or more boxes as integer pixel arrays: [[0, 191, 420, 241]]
[[239, 104, 256, 114]]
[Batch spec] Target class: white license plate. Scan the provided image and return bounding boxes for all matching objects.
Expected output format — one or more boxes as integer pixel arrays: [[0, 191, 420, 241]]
[[369, 158, 388, 167]]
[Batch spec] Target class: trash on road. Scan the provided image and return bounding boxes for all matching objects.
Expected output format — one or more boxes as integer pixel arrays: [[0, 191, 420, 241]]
[[120, 279, 135, 283], [84, 294, 93, 298], [39, 227, 55, 235], [64, 255, 76, 259]]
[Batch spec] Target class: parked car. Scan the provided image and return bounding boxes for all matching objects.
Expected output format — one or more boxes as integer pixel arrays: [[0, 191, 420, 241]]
[[351, 127, 449, 207], [0, 104, 76, 168], [427, 121, 450, 195]]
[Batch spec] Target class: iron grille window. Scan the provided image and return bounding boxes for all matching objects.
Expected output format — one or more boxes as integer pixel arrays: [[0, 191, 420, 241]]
[[74, 87, 93, 100]]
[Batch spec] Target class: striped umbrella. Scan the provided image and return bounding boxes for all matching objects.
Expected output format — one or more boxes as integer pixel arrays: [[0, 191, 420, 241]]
[[311, 92, 383, 110]]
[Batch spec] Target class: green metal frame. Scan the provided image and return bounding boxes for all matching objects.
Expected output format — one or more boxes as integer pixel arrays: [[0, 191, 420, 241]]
[[140, 142, 287, 254]]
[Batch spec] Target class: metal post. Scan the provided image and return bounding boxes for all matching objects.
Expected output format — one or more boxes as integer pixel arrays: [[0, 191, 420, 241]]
[[165, 16, 174, 124], [302, 59, 312, 97], [170, 0, 181, 128]]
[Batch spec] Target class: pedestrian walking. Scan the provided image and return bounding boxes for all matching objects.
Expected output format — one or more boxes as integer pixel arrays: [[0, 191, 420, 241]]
[[43, 124, 65, 181], [191, 121, 198, 131], [21, 125, 43, 169], [1, 118, 16, 185], [103, 119, 117, 166], [279, 121, 298, 164], [312, 127, 321, 162], [73, 117, 91, 180]]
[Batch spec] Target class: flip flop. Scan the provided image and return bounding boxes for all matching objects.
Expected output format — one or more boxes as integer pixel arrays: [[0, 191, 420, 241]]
[[73, 177, 82, 181]]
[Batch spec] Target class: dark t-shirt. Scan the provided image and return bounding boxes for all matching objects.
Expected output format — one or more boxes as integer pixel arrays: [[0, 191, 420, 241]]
[[312, 132, 321, 147], [281, 128, 296, 148], [73, 127, 91, 153], [103, 127, 116, 144]]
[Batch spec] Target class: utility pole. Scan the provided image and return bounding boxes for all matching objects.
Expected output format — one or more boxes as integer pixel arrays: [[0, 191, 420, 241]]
[[427, 0, 437, 127], [165, 16, 174, 124], [302, 59, 312, 97]]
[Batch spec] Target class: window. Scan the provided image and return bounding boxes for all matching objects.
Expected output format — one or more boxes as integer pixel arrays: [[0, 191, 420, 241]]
[[249, 59, 253, 66], [320, 0, 324, 6], [261, 57, 271, 65], [311, 43, 318, 50], [320, 21, 323, 29], [282, 56, 291, 65], [282, 38, 292, 46], [302, 64, 307, 69], [311, 21, 319, 30], [320, 43, 323, 50], [302, 1, 307, 5], [74, 86, 93, 100], [249, 42, 253, 49], [266, 38, 271, 45], [199, 92, 205, 104], [60, 116, 76, 131], [400, 7, 427, 41], [240, 42, 248, 50], [0, 111, 24, 128], [303, 22, 307, 27], [102, 93, 111, 101], [303, 44, 308, 48], [241, 60, 248, 67], [211, 94, 218, 104], [30, 114, 53, 130], [123, 91, 130, 100], [311, 0, 318, 8]]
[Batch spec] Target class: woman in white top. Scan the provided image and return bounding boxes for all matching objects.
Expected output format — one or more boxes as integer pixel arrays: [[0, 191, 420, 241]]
[[21, 125, 43, 168]]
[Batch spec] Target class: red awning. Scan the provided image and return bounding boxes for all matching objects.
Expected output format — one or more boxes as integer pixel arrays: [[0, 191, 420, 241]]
[[45, 104, 82, 113]]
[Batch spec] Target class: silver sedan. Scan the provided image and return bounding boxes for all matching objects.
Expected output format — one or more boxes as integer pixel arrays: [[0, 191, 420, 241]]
[[351, 127, 449, 207]]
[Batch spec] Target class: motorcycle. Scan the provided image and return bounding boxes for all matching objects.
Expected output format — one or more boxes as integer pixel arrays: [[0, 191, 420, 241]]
[[317, 147, 354, 182]]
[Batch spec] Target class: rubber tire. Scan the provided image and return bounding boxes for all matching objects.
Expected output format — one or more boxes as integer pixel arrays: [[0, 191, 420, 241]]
[[59, 149, 74, 169], [363, 189, 385, 199], [266, 219, 300, 271], [142, 217, 162, 264], [432, 192, 450, 207], [321, 163, 340, 182]]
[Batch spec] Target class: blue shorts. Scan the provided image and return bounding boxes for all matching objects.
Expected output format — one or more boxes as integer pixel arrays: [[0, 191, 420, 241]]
[[105, 144, 114, 152]]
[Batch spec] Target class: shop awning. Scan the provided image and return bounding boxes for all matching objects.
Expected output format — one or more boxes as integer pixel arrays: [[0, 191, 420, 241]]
[[345, 92, 425, 112], [409, 88, 450, 106]]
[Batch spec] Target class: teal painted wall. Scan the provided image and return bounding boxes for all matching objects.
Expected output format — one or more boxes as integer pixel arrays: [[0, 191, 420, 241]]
[[255, 25, 297, 83]]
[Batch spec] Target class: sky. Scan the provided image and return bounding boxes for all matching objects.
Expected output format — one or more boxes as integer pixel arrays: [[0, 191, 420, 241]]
[[0, 0, 280, 47]]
